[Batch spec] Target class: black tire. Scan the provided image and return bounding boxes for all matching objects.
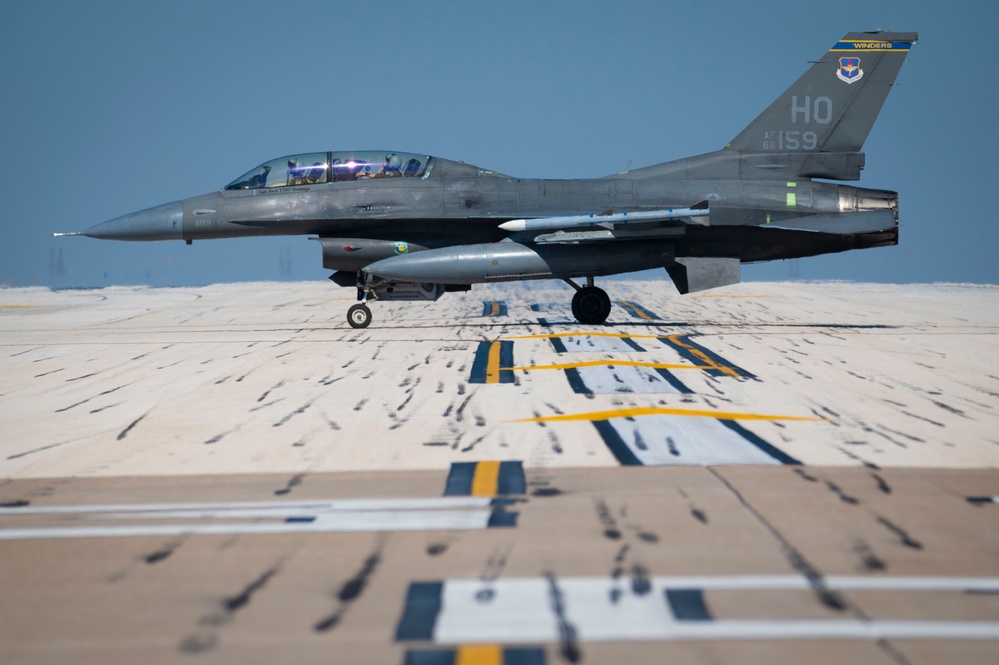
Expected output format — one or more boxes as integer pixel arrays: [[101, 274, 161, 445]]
[[347, 303, 372, 329], [571, 286, 611, 324]]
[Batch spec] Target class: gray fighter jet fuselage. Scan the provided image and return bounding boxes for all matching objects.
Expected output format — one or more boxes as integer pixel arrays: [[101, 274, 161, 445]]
[[61, 32, 916, 328]]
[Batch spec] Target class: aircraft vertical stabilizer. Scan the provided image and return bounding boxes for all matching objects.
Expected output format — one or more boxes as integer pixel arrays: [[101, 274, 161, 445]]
[[727, 32, 917, 155]]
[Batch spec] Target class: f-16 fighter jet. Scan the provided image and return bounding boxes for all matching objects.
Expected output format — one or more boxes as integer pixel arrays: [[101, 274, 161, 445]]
[[58, 31, 916, 328]]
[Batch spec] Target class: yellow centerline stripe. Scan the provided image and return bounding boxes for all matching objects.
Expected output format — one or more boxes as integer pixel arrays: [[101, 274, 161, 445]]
[[667, 334, 741, 378], [470, 461, 500, 497], [690, 295, 781, 299], [505, 360, 710, 371], [456, 644, 503, 665], [489, 301, 500, 317], [505, 331, 664, 340], [485, 341, 502, 384], [616, 300, 652, 320], [510, 406, 826, 424]]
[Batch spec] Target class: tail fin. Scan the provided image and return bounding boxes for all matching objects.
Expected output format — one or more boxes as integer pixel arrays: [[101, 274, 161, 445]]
[[727, 32, 916, 155]]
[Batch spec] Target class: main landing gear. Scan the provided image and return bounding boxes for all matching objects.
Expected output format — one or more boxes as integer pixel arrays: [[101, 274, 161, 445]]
[[566, 277, 612, 325]]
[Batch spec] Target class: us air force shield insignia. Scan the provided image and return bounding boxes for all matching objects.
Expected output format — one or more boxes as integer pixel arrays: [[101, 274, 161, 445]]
[[836, 56, 863, 84]]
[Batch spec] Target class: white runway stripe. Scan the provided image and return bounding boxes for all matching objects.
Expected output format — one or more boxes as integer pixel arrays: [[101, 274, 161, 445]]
[[0, 497, 512, 539], [419, 576, 999, 643], [604, 416, 782, 465]]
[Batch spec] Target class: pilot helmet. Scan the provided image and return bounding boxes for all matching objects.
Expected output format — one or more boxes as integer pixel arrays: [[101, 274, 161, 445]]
[[385, 153, 401, 169]]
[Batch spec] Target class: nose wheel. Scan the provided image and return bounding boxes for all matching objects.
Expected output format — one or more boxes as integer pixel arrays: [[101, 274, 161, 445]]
[[570, 284, 612, 325], [347, 303, 372, 329]]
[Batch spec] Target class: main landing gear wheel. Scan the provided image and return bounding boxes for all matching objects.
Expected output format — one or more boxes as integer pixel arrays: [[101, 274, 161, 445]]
[[347, 303, 372, 329], [571, 286, 612, 325]]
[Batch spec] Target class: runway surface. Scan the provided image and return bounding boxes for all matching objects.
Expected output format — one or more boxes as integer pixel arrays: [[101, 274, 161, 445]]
[[1, 280, 998, 664]]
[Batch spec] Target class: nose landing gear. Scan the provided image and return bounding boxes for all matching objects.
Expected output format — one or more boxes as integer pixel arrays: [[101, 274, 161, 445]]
[[347, 302, 372, 329]]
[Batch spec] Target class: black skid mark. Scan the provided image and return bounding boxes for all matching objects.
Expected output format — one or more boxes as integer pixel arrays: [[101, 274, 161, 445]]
[[545, 572, 581, 663], [875, 515, 924, 550], [709, 468, 848, 613], [144, 540, 182, 565], [825, 481, 860, 506], [853, 540, 887, 572], [180, 563, 283, 653], [117, 411, 150, 441], [273, 400, 314, 427], [594, 498, 622, 540], [313, 548, 382, 633], [220, 566, 281, 614], [274, 474, 304, 496]]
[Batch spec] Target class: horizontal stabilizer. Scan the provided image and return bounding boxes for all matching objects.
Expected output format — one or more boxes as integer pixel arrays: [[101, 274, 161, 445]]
[[768, 210, 895, 234], [666, 258, 741, 295]]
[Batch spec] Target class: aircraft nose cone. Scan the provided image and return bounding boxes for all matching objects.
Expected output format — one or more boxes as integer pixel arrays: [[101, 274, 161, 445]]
[[82, 201, 183, 241]]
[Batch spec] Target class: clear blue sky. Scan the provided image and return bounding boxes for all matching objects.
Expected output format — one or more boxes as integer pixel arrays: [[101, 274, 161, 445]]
[[2, 0, 996, 287]]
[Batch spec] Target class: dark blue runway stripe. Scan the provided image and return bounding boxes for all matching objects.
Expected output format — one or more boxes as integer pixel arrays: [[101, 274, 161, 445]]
[[487, 510, 518, 528], [404, 647, 546, 665], [616, 300, 662, 320], [666, 588, 713, 621], [592, 421, 643, 466], [497, 461, 526, 495], [481, 300, 508, 317], [468, 341, 515, 384], [718, 420, 801, 465], [395, 582, 444, 641], [443, 462, 476, 496], [444, 461, 526, 496], [660, 335, 755, 378]]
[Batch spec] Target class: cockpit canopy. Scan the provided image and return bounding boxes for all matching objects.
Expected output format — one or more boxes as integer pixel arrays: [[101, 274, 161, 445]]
[[224, 151, 432, 190]]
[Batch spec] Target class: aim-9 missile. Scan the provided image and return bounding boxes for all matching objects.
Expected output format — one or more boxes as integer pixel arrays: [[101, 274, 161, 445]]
[[498, 206, 709, 233]]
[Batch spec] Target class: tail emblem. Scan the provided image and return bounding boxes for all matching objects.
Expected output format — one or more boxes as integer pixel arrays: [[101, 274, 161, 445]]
[[836, 56, 864, 84]]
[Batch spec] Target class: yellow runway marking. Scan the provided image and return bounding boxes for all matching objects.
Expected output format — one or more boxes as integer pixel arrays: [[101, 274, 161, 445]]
[[667, 334, 741, 378], [456, 644, 502, 665], [485, 341, 502, 384], [616, 300, 653, 320], [511, 406, 826, 424], [691, 294, 781, 299], [506, 360, 709, 371], [470, 461, 500, 497], [506, 331, 664, 341]]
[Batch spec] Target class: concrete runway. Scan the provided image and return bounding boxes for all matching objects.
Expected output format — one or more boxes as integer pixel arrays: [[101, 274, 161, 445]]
[[1, 280, 998, 664]]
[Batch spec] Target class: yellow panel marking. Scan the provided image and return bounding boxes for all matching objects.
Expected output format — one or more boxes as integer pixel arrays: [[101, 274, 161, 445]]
[[511, 406, 826, 424], [489, 301, 501, 317], [786, 192, 797, 207], [786, 181, 797, 188], [485, 341, 502, 384], [506, 360, 709, 371], [456, 645, 503, 665], [1, 305, 33, 309], [616, 301, 652, 320], [667, 335, 741, 378], [470, 461, 500, 497]]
